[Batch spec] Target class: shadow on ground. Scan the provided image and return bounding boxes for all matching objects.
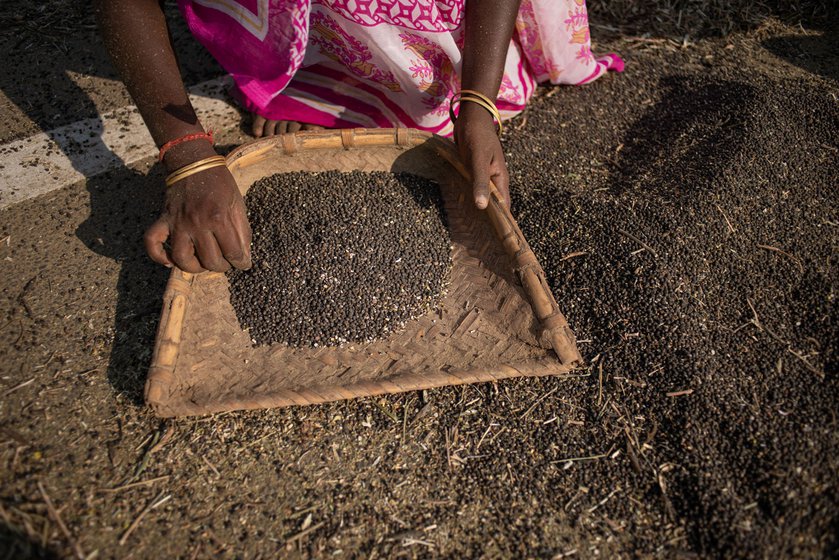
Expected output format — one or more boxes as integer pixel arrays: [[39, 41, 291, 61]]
[[762, 19, 839, 83], [75, 167, 170, 403], [610, 76, 756, 197], [0, 2, 218, 403], [0, 522, 58, 560]]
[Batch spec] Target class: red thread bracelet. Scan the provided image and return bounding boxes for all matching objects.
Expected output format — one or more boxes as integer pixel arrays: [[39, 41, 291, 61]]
[[158, 130, 214, 162]]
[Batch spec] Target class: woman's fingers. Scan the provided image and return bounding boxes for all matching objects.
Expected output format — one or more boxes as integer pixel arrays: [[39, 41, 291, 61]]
[[170, 231, 206, 273], [214, 230, 249, 270], [214, 212, 252, 270], [286, 121, 302, 133], [153, 217, 249, 272], [469, 152, 492, 210], [144, 218, 173, 267], [193, 231, 230, 272], [229, 201, 253, 269], [491, 153, 511, 208]]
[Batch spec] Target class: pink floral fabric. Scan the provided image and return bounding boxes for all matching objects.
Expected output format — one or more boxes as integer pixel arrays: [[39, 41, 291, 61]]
[[178, 0, 623, 136]]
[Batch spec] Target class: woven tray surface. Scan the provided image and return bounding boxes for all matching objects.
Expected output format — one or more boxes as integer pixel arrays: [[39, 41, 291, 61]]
[[146, 129, 576, 417]]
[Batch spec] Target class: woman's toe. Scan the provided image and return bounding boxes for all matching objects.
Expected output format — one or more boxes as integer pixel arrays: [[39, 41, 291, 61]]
[[251, 114, 266, 138], [253, 116, 324, 137], [264, 119, 280, 136]]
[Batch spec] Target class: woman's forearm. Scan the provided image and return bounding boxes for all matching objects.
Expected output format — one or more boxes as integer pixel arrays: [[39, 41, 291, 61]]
[[460, 0, 522, 98], [94, 0, 211, 169], [455, 0, 520, 209]]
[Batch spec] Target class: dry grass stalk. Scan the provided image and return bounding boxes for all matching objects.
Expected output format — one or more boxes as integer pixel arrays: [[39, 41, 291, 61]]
[[37, 481, 85, 560]]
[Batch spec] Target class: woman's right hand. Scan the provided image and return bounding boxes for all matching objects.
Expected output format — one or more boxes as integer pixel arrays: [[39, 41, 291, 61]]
[[144, 144, 253, 273], [94, 0, 251, 273]]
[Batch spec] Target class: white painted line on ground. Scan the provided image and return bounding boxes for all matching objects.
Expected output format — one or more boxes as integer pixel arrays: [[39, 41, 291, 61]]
[[0, 77, 240, 211]]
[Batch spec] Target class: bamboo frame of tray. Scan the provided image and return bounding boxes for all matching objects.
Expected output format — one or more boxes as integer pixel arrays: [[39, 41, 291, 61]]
[[145, 128, 581, 416]]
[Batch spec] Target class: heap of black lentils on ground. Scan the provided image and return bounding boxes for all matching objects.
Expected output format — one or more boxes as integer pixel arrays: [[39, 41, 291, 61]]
[[227, 170, 451, 347]]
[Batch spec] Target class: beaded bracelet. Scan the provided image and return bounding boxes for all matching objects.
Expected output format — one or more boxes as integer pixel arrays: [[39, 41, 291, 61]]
[[158, 130, 214, 163]]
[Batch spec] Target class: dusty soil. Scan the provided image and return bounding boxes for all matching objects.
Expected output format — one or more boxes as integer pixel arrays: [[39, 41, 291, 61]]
[[1, 17, 838, 560]]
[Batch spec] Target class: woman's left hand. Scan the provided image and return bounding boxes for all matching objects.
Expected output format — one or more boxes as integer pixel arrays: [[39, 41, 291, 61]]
[[453, 102, 511, 210]]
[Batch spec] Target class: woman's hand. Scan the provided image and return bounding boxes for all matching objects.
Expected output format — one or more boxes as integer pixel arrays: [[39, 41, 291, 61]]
[[453, 0, 519, 209], [145, 144, 252, 273], [95, 0, 251, 273], [453, 102, 511, 210]]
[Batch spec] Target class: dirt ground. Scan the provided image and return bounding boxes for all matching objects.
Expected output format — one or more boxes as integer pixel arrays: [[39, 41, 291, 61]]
[[1, 5, 837, 560]]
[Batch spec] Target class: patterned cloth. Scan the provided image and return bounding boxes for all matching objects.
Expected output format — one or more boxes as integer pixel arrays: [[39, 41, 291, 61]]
[[179, 0, 623, 136]]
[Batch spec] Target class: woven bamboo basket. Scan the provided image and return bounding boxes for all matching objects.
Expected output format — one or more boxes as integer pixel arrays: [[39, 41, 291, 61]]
[[145, 128, 582, 417]]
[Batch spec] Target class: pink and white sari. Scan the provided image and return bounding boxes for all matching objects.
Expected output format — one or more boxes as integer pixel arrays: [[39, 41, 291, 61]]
[[178, 0, 623, 136]]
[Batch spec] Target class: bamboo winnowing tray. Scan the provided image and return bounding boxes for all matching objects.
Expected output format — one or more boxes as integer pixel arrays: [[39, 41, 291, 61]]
[[145, 128, 581, 418]]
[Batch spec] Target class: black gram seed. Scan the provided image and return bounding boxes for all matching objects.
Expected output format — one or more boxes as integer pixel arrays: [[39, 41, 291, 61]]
[[227, 170, 451, 347]]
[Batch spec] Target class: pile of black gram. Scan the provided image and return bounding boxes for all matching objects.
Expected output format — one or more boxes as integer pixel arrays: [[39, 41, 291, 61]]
[[227, 170, 451, 347]]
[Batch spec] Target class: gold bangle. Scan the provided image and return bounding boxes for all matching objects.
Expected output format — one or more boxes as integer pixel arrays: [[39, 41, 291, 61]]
[[168, 155, 226, 176], [165, 155, 228, 188], [455, 95, 498, 121], [452, 96, 503, 137], [449, 91, 503, 137], [458, 89, 497, 109], [166, 160, 227, 187], [450, 92, 502, 124]]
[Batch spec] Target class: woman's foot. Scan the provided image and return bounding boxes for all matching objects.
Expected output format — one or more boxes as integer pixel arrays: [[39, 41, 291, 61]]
[[251, 114, 324, 137]]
